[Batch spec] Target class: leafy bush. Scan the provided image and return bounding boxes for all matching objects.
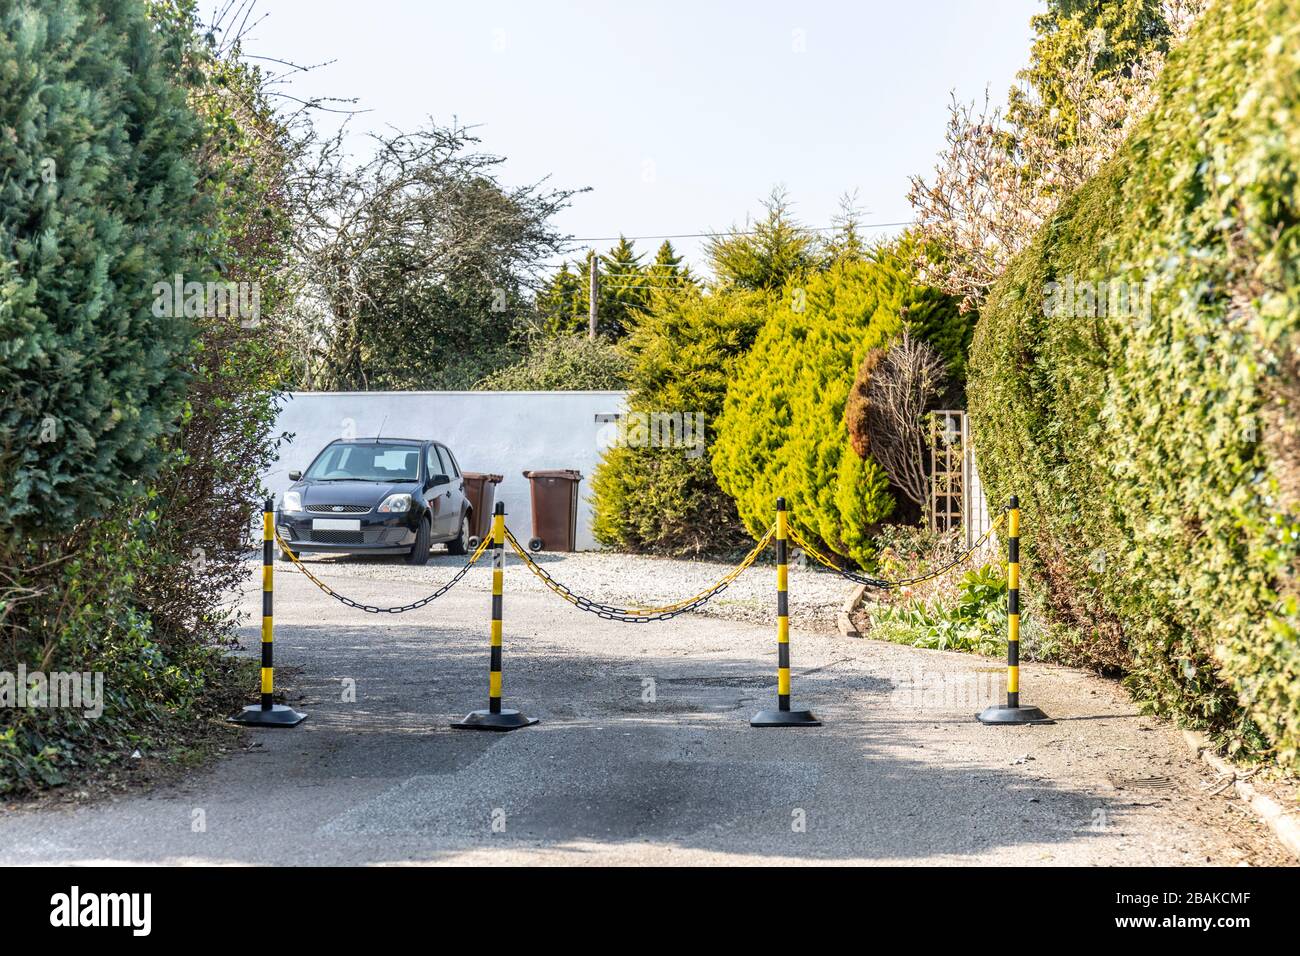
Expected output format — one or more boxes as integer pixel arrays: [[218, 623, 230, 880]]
[[476, 334, 629, 390], [712, 242, 966, 566], [0, 511, 234, 793], [864, 565, 1009, 656], [131, 4, 297, 667], [872, 521, 965, 583], [591, 287, 768, 554], [1, 3, 296, 795], [0, 0, 208, 541], [967, 0, 1300, 763]]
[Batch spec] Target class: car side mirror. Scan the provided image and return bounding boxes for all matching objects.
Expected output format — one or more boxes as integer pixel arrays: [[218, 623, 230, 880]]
[[288, 470, 302, 481], [428, 473, 450, 489]]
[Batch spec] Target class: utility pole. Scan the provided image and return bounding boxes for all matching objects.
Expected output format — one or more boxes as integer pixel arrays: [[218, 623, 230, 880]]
[[588, 250, 599, 341]]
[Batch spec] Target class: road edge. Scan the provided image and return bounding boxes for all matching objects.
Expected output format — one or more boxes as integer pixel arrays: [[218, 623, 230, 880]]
[[1182, 729, 1300, 861], [839, 580, 1300, 863], [837, 583, 867, 639]]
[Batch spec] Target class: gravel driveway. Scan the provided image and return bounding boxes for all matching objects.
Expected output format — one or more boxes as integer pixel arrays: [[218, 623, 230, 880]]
[[297, 547, 850, 630], [0, 548, 1289, 866]]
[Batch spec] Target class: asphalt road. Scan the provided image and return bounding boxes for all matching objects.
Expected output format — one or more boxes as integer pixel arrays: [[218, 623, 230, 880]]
[[0, 551, 1288, 866]]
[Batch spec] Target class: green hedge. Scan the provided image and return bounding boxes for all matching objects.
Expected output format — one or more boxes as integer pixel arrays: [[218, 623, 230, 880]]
[[0, 511, 224, 792], [968, 0, 1300, 763], [592, 287, 768, 554], [476, 334, 629, 390], [712, 243, 965, 566], [2, 2, 294, 794], [0, 0, 207, 540]]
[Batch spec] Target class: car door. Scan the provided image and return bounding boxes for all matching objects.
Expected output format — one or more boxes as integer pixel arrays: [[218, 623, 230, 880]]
[[424, 444, 453, 537], [436, 444, 468, 537]]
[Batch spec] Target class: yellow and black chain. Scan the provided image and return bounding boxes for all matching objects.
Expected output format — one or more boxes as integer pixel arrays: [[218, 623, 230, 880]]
[[273, 528, 491, 613], [504, 523, 775, 623], [273, 507, 998, 615], [787, 512, 1006, 589]]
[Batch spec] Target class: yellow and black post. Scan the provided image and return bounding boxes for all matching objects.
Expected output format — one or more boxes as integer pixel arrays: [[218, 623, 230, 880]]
[[452, 501, 537, 731], [230, 497, 306, 727], [752, 497, 821, 727], [978, 495, 1052, 725]]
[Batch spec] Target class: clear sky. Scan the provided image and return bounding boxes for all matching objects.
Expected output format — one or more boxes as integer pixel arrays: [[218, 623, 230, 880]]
[[245, 0, 1043, 272]]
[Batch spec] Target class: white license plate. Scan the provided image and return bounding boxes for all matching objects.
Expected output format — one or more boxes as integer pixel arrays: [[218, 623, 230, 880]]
[[312, 518, 361, 532]]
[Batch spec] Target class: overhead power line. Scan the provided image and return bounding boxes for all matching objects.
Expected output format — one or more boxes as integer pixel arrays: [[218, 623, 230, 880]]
[[565, 220, 914, 244], [534, 218, 918, 272]]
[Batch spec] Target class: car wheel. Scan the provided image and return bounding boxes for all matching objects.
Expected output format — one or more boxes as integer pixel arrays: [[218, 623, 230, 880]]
[[446, 513, 471, 555], [278, 546, 295, 562], [405, 517, 432, 565], [528, 537, 544, 553]]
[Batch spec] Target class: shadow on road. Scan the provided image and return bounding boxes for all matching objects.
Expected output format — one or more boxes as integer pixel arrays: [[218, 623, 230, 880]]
[[0, 615, 1127, 866]]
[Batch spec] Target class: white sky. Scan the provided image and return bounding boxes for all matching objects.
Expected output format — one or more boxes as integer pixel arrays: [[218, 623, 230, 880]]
[[243, 0, 1042, 272]]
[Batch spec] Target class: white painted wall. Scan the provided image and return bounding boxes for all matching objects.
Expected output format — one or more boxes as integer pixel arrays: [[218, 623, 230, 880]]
[[264, 391, 628, 550]]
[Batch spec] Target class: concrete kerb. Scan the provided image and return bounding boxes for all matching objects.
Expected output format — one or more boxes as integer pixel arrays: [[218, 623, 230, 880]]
[[1182, 730, 1300, 861], [831, 562, 1300, 861], [837, 583, 867, 639]]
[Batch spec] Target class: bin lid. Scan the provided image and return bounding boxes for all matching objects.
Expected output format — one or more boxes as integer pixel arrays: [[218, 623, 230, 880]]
[[523, 469, 583, 481], [462, 472, 504, 483]]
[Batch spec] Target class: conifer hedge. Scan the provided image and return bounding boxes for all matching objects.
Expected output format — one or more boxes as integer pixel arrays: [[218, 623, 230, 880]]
[[592, 287, 769, 554], [712, 244, 965, 566], [0, 0, 206, 540], [968, 0, 1300, 763]]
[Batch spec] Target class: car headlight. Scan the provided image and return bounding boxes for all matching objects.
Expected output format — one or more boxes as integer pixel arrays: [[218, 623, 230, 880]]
[[283, 491, 303, 514], [378, 493, 412, 513]]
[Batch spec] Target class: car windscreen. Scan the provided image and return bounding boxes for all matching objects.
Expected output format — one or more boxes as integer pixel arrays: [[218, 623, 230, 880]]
[[304, 443, 421, 482]]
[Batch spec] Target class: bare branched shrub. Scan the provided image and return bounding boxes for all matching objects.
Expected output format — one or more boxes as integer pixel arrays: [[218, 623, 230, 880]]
[[907, 0, 1206, 311], [858, 332, 948, 508], [282, 123, 581, 389]]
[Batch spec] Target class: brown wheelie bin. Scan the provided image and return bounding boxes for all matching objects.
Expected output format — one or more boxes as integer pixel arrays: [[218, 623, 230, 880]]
[[522, 469, 583, 552], [461, 473, 504, 542]]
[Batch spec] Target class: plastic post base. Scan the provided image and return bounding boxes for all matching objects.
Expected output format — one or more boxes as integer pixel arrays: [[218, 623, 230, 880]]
[[750, 708, 821, 727], [229, 703, 307, 727], [976, 704, 1054, 725], [451, 708, 539, 732]]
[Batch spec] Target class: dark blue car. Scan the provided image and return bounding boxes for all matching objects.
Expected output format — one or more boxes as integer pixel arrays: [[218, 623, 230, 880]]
[[276, 438, 471, 564]]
